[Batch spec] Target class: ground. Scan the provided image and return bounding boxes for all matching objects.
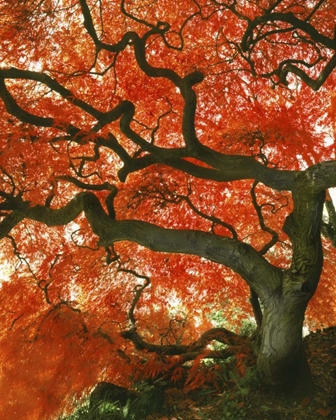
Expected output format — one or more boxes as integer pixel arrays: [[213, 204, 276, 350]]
[[145, 326, 336, 420]]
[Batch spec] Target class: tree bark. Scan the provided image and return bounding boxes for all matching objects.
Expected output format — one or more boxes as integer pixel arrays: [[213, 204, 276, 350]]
[[256, 167, 329, 398], [257, 295, 314, 398]]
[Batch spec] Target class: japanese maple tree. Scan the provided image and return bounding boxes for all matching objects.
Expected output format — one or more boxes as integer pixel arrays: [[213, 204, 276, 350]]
[[0, 0, 336, 418]]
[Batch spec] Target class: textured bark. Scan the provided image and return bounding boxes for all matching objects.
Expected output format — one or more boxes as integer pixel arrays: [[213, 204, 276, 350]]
[[256, 166, 327, 396], [257, 295, 314, 397]]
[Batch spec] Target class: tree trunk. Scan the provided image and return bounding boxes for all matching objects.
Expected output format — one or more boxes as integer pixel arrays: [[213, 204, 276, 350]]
[[257, 296, 314, 398]]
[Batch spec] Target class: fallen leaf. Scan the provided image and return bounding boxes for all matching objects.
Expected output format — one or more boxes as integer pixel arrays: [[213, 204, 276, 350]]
[[316, 408, 333, 417], [300, 397, 311, 406]]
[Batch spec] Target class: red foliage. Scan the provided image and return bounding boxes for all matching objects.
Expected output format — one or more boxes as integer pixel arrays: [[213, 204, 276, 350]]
[[0, 0, 335, 418]]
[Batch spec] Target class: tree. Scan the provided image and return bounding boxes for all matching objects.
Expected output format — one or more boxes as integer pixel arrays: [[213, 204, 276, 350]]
[[0, 0, 335, 418]]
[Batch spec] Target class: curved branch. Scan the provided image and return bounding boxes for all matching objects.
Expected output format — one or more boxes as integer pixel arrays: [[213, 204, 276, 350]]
[[116, 267, 151, 326], [0, 78, 80, 135], [120, 0, 155, 29], [279, 53, 336, 91], [0, 68, 103, 119], [55, 176, 115, 191], [242, 12, 336, 52], [0, 68, 298, 191], [3, 162, 336, 297], [120, 326, 247, 356], [240, 10, 336, 89], [0, 191, 281, 299], [251, 181, 279, 255], [184, 194, 237, 239]]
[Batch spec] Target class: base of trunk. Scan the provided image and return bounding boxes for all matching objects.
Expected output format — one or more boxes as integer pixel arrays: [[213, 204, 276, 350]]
[[256, 331, 315, 399], [263, 350, 315, 399], [256, 303, 315, 400]]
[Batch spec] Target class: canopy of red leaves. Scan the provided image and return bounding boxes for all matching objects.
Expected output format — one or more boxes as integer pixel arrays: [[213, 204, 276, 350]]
[[0, 0, 335, 418]]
